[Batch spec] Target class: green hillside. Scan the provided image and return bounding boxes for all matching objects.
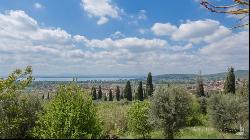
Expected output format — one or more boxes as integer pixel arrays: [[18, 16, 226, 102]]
[[153, 70, 249, 81]]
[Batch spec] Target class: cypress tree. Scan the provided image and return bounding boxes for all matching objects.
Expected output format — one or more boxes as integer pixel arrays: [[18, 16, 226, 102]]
[[115, 86, 120, 101], [91, 87, 97, 100], [124, 81, 132, 101], [196, 71, 205, 97], [98, 85, 102, 99], [42, 94, 44, 99], [146, 72, 154, 97], [109, 89, 113, 101], [135, 81, 144, 101], [224, 67, 236, 94]]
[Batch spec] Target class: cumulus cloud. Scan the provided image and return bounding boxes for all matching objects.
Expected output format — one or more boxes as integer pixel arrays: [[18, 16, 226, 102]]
[[0, 10, 248, 76], [80, 0, 121, 25], [151, 23, 177, 36], [152, 19, 232, 44]]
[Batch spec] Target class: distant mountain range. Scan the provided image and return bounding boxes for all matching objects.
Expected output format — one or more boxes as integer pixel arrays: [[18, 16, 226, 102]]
[[152, 70, 249, 81]]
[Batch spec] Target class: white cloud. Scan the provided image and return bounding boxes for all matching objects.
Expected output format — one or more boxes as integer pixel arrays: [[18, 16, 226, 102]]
[[152, 19, 232, 44], [80, 0, 121, 25], [110, 31, 125, 39], [0, 10, 248, 76], [151, 23, 177, 36], [137, 10, 147, 20], [34, 3, 43, 9]]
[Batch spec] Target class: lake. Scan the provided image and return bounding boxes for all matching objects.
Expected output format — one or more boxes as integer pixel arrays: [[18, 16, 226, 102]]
[[34, 77, 135, 81]]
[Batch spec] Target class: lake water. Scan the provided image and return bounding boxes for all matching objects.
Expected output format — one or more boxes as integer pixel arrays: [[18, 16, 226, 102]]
[[34, 77, 135, 81]]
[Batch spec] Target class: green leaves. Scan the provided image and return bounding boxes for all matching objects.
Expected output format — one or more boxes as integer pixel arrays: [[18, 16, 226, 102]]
[[127, 101, 152, 139], [150, 86, 192, 139], [32, 84, 102, 139]]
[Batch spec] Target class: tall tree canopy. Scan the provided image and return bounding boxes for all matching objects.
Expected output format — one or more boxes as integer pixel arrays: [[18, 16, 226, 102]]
[[224, 67, 236, 94]]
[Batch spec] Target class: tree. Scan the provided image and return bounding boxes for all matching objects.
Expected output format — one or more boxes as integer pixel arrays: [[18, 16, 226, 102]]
[[200, 0, 249, 29], [124, 81, 132, 101], [31, 84, 102, 139], [224, 67, 236, 94], [0, 66, 42, 139], [135, 81, 144, 101], [127, 101, 152, 139], [98, 86, 102, 100], [91, 87, 97, 100], [108, 89, 113, 101], [150, 86, 192, 139], [115, 86, 120, 101], [208, 93, 248, 132], [146, 72, 154, 97], [196, 71, 205, 97]]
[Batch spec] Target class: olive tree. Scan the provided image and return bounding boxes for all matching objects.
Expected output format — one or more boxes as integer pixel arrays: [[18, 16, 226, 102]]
[[150, 86, 192, 139]]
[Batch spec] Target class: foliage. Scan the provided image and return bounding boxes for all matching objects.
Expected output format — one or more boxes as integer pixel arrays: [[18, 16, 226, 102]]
[[127, 101, 152, 139], [196, 71, 205, 97], [0, 66, 42, 139], [108, 89, 113, 101], [224, 67, 236, 94], [199, 97, 207, 115], [186, 96, 208, 127], [31, 84, 102, 139], [177, 126, 243, 139], [146, 72, 154, 97], [98, 85, 102, 100], [115, 86, 120, 101], [0, 66, 33, 93], [208, 93, 248, 132], [104, 94, 107, 101], [124, 81, 132, 101], [91, 86, 97, 100], [150, 86, 192, 139], [97, 102, 129, 139], [243, 120, 249, 139], [135, 81, 144, 101]]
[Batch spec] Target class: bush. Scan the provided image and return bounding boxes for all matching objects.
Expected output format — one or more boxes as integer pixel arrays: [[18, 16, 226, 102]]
[[0, 93, 41, 138], [31, 84, 102, 139], [150, 86, 192, 139], [127, 101, 152, 139], [186, 97, 208, 127], [97, 102, 129, 138], [208, 93, 247, 133], [0, 66, 41, 139]]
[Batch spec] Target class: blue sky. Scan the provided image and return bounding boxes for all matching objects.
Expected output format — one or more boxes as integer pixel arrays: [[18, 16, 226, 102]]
[[0, 0, 249, 76]]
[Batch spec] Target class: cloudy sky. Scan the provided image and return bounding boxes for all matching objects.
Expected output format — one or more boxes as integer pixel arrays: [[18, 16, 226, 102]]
[[0, 0, 249, 76]]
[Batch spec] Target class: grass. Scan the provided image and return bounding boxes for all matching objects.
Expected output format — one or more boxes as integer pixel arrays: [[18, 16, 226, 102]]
[[177, 127, 243, 139], [122, 127, 244, 139]]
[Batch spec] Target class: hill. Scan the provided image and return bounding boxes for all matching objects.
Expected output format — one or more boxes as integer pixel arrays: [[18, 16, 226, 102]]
[[153, 70, 249, 81]]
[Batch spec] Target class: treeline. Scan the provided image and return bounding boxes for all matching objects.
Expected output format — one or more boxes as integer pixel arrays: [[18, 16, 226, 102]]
[[90, 72, 154, 101], [0, 66, 249, 139]]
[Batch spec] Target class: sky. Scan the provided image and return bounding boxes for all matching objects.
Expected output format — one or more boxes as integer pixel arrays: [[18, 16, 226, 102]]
[[0, 0, 249, 76]]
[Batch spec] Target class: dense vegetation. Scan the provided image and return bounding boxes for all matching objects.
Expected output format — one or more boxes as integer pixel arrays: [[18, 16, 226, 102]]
[[0, 68, 249, 139]]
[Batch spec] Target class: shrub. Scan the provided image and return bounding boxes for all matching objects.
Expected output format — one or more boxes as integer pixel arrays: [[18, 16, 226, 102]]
[[127, 101, 152, 139], [0, 66, 41, 139], [150, 86, 192, 139], [97, 102, 129, 138], [208, 93, 247, 133], [186, 97, 208, 127], [31, 84, 102, 139]]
